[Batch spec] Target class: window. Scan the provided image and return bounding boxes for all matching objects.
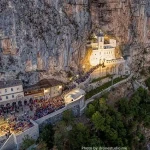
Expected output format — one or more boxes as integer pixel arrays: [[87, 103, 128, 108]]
[[5, 89, 7, 93], [17, 88, 19, 90], [11, 88, 13, 91], [6, 96, 8, 99], [12, 95, 14, 98]]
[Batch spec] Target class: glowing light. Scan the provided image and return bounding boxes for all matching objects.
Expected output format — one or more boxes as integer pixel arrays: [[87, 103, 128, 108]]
[[59, 86, 62, 89], [44, 89, 49, 93]]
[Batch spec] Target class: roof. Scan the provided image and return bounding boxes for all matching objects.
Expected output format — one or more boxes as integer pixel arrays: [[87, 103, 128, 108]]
[[0, 80, 23, 89], [24, 79, 63, 91], [64, 88, 85, 104]]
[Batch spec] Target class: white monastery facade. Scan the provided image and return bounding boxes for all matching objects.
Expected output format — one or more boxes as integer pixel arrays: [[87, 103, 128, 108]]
[[88, 31, 128, 78]]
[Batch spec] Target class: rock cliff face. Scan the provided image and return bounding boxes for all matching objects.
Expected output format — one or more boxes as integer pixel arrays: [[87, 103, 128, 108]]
[[0, 0, 150, 85], [0, 0, 90, 85]]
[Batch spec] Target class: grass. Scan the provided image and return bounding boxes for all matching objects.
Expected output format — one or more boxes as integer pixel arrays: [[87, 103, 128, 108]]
[[91, 75, 110, 83], [85, 76, 127, 100]]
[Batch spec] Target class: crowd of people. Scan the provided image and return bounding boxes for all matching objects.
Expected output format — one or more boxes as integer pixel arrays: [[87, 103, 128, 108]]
[[31, 96, 65, 120], [0, 114, 33, 137], [0, 95, 65, 136]]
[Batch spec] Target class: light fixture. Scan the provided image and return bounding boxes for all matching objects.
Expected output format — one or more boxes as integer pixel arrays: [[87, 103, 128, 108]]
[[59, 86, 62, 89]]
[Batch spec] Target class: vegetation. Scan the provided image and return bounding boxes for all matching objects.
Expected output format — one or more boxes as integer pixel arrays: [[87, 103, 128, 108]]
[[20, 135, 35, 150], [85, 76, 127, 99], [145, 77, 150, 90], [91, 75, 110, 83], [85, 87, 150, 149], [38, 124, 54, 149]]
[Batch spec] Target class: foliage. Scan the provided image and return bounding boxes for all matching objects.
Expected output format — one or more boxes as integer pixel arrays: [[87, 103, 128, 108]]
[[62, 110, 74, 125], [69, 123, 90, 150], [84, 87, 150, 148], [91, 75, 110, 83], [145, 77, 150, 90], [20, 135, 35, 150], [85, 104, 95, 118], [38, 124, 54, 149], [36, 140, 48, 150], [92, 111, 105, 131], [54, 121, 69, 150], [85, 76, 127, 99]]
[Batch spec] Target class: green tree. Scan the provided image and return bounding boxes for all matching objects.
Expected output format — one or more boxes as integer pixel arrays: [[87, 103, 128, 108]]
[[62, 110, 73, 125], [36, 140, 48, 150], [99, 98, 108, 113], [38, 124, 54, 149], [92, 111, 105, 131], [69, 123, 90, 150], [89, 135, 104, 147], [20, 135, 35, 150], [85, 104, 95, 118], [54, 121, 69, 150]]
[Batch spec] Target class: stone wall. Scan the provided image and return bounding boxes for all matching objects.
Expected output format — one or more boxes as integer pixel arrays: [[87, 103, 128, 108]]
[[15, 120, 39, 148], [35, 100, 81, 130], [0, 134, 17, 150]]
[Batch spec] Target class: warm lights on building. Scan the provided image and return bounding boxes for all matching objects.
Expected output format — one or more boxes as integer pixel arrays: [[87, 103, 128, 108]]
[[59, 85, 62, 89]]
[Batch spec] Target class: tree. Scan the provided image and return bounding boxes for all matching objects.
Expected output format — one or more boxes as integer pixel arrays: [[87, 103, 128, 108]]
[[54, 121, 69, 150], [105, 128, 118, 142], [105, 114, 113, 125], [89, 135, 104, 147], [99, 98, 108, 113], [36, 140, 48, 150], [38, 124, 54, 149], [85, 104, 95, 118], [20, 135, 35, 150], [62, 110, 73, 125], [92, 111, 105, 131], [69, 123, 90, 150]]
